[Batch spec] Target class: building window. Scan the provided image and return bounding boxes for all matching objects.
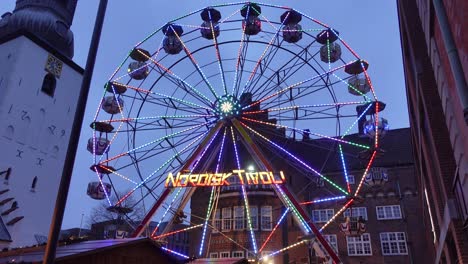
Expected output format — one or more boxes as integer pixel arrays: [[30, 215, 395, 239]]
[[344, 207, 368, 220], [213, 209, 221, 232], [234, 206, 245, 230], [348, 175, 355, 184], [210, 252, 219, 258], [380, 232, 408, 255], [232, 251, 244, 258], [41, 73, 57, 97], [376, 205, 402, 220], [312, 209, 334, 223], [261, 206, 272, 230], [222, 208, 232, 231], [319, 234, 338, 256], [220, 251, 230, 258], [347, 233, 372, 256], [250, 206, 258, 230]]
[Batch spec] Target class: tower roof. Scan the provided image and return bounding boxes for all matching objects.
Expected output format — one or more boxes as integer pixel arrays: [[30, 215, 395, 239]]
[[0, 0, 78, 59]]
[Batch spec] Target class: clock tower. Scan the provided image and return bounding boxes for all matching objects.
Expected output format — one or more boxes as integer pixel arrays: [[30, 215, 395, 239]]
[[0, 0, 83, 248]]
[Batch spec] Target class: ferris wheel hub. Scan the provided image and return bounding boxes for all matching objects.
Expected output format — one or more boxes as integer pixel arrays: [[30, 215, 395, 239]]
[[214, 95, 241, 120]]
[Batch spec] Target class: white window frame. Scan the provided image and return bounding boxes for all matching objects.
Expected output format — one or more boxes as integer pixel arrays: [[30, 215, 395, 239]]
[[234, 206, 245, 230], [212, 209, 221, 233], [232, 251, 244, 258], [312, 209, 334, 223], [376, 205, 402, 220], [250, 206, 258, 230], [344, 207, 368, 220], [347, 233, 372, 256], [380, 232, 408, 255], [261, 206, 272, 230], [220, 251, 230, 258], [209, 252, 218, 258], [323, 234, 338, 255], [348, 175, 355, 184], [222, 207, 232, 231]]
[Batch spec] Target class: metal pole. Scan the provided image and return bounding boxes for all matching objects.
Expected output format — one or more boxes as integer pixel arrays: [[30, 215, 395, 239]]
[[432, 0, 468, 125], [43, 1, 108, 263]]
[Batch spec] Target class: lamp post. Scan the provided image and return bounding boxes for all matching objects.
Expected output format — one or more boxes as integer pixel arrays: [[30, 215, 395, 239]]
[[42, 1, 108, 263]]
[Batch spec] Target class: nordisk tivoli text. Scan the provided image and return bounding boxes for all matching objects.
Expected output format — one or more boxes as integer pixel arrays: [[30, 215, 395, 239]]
[[164, 169, 286, 188]]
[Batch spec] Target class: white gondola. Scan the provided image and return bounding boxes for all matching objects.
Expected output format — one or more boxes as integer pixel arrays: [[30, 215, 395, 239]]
[[320, 42, 342, 63], [87, 137, 110, 155], [242, 16, 261, 35], [283, 24, 302, 43], [102, 96, 124, 115], [127, 61, 149, 80], [364, 118, 389, 138], [200, 8, 221, 39], [348, 74, 371, 95], [364, 167, 389, 187], [163, 36, 183, 54], [200, 21, 220, 39], [87, 182, 111, 200]]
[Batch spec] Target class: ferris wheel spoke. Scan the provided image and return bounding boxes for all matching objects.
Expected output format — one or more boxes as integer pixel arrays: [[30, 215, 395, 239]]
[[258, 208, 289, 253], [137, 52, 214, 107], [240, 117, 369, 150], [231, 11, 249, 96], [207, 19, 228, 95], [238, 10, 288, 97], [113, 82, 212, 111], [199, 127, 228, 256], [230, 126, 258, 254], [114, 130, 207, 173], [115, 128, 213, 206], [171, 26, 219, 100], [239, 121, 348, 195], [243, 101, 368, 115], [338, 144, 352, 194], [100, 121, 213, 164], [243, 63, 348, 111], [249, 40, 318, 99]]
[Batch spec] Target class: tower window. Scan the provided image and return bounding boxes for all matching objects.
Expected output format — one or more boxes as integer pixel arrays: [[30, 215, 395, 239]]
[[31, 176, 38, 191], [11, 201, 17, 209], [41, 73, 56, 97], [0, 168, 11, 184]]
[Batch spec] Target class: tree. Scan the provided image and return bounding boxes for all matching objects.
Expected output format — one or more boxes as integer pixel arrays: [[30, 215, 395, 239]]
[[87, 191, 145, 227]]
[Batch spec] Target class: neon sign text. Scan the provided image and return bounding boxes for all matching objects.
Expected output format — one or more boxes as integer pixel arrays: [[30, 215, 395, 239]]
[[164, 169, 286, 188]]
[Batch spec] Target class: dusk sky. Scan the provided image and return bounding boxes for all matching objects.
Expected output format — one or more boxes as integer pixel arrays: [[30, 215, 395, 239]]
[[0, 1, 409, 229]]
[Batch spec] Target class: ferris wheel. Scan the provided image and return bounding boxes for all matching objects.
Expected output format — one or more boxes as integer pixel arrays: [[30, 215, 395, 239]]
[[88, 2, 388, 263]]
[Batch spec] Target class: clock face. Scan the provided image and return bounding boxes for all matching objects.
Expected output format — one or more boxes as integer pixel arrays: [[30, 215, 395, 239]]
[[45, 54, 63, 78]]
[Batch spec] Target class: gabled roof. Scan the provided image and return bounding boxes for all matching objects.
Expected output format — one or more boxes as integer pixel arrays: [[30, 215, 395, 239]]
[[0, 238, 184, 263]]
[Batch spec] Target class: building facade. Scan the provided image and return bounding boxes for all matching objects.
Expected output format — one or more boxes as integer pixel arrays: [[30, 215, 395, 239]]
[[397, 0, 468, 263], [190, 128, 431, 263], [0, 0, 83, 248]]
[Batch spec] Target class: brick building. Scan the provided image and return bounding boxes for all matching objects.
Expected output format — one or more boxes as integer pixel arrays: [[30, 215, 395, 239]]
[[396, 0, 468, 262], [190, 128, 430, 263]]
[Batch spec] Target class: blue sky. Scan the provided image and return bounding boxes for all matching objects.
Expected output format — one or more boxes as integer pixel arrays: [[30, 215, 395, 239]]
[[1, 1, 409, 229]]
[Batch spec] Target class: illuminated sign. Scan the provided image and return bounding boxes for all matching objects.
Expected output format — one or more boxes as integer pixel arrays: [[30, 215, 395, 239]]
[[164, 169, 286, 188]]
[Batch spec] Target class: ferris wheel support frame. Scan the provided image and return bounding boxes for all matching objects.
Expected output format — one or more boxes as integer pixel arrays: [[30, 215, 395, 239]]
[[231, 119, 342, 264], [131, 121, 225, 238]]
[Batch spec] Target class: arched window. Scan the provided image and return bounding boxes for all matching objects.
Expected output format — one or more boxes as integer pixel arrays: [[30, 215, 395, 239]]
[[31, 176, 38, 190], [41, 73, 56, 97]]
